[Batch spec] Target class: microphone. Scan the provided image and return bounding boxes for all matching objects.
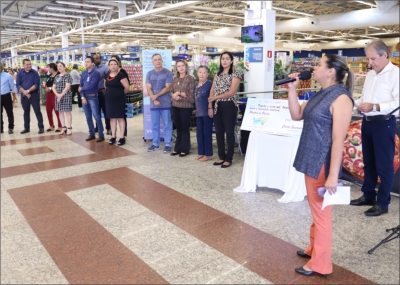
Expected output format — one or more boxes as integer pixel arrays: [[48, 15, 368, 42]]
[[275, 70, 312, 86]]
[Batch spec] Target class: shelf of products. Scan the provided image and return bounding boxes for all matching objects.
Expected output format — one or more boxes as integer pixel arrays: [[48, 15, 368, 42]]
[[123, 64, 143, 91]]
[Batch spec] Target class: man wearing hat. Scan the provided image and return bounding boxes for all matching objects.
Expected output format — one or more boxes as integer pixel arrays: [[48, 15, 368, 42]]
[[70, 64, 82, 107]]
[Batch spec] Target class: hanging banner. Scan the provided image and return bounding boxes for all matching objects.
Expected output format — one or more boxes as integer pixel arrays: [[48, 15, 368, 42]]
[[142, 49, 173, 141]]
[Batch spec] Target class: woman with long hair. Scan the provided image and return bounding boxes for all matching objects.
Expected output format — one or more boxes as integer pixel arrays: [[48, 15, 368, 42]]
[[52, 62, 73, 135], [288, 54, 354, 276], [170, 59, 196, 157], [104, 59, 129, 146], [208, 52, 241, 168], [44, 63, 62, 132]]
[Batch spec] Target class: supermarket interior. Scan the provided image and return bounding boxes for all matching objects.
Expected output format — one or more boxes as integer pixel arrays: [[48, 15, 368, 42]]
[[1, 1, 399, 284]]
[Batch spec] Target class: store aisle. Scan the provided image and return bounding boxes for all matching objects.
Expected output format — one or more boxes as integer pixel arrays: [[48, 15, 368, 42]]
[[1, 102, 399, 284]]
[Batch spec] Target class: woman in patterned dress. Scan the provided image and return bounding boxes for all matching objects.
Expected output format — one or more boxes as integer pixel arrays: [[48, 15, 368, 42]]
[[52, 62, 73, 135], [208, 52, 241, 168]]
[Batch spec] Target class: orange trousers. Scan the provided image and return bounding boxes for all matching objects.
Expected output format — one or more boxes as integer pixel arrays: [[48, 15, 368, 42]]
[[303, 164, 333, 274]]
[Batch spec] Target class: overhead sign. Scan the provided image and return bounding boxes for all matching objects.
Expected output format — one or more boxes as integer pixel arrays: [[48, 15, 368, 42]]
[[206, 47, 218, 53], [248, 47, 263, 62], [127, 46, 141, 53], [174, 38, 189, 44], [241, 98, 304, 137]]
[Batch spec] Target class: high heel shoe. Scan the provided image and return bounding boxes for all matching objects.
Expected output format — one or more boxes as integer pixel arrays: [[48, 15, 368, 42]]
[[60, 126, 67, 135], [117, 137, 125, 146], [66, 127, 72, 136], [109, 137, 116, 145]]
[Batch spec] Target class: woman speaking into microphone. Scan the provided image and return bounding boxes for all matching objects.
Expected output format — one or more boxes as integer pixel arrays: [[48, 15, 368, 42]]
[[287, 55, 354, 276]]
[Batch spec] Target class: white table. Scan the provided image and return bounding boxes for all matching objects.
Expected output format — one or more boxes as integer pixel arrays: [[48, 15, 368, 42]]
[[234, 132, 307, 203]]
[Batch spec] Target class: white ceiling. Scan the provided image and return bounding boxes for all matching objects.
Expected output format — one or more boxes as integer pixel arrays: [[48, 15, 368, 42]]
[[1, 0, 399, 53]]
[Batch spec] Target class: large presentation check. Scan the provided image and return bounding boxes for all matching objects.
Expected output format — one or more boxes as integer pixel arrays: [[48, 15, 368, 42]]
[[241, 98, 304, 137]]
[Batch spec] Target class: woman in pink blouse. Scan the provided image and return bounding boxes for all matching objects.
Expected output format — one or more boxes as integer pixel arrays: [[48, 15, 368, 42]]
[[170, 60, 196, 157]]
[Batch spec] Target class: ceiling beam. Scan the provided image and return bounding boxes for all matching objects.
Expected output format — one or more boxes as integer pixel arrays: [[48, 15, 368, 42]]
[[2, 0, 19, 16]]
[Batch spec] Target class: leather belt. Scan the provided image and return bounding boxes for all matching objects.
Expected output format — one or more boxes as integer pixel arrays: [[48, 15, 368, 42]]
[[364, 115, 396, 121], [1, 92, 10, 96], [85, 93, 96, 97]]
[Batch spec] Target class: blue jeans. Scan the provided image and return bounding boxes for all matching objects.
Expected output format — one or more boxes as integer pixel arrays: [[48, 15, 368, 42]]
[[151, 109, 172, 147], [196, 116, 213, 157], [83, 95, 104, 137]]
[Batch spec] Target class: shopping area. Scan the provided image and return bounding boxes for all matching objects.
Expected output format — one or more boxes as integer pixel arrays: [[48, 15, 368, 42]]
[[1, 1, 399, 284]]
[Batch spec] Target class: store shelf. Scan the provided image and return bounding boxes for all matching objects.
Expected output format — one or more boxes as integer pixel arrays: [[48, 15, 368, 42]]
[[123, 64, 143, 92]]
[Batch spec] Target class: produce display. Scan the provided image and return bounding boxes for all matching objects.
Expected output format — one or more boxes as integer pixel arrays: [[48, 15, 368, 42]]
[[342, 119, 400, 182]]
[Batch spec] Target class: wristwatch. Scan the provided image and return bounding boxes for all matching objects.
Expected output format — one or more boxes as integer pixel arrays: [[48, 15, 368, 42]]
[[81, 97, 85, 100], [27, 90, 30, 94], [372, 104, 377, 112]]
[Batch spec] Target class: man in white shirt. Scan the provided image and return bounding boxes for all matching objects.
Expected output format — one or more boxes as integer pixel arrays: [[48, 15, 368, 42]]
[[350, 40, 399, 217]]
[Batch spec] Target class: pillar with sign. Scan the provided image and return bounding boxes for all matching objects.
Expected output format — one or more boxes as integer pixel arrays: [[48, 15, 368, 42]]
[[243, 1, 276, 98]]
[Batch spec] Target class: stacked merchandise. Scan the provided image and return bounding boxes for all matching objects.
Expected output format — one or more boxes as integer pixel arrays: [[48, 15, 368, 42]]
[[125, 101, 143, 118], [123, 64, 143, 91], [353, 73, 367, 98]]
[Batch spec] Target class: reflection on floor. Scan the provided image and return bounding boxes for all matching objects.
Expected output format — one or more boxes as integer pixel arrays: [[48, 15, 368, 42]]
[[1, 102, 399, 284]]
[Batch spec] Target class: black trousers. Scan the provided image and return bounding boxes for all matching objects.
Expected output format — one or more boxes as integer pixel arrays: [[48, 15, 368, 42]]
[[21, 92, 44, 130], [213, 101, 237, 163], [172, 106, 192, 154], [1, 93, 14, 131], [71, 84, 81, 107], [96, 90, 110, 130], [361, 117, 396, 209]]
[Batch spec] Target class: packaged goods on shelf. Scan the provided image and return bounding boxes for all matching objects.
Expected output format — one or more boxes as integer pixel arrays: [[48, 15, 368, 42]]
[[123, 64, 143, 91]]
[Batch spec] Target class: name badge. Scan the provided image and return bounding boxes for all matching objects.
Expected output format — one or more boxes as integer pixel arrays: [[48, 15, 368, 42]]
[[87, 76, 90, 82]]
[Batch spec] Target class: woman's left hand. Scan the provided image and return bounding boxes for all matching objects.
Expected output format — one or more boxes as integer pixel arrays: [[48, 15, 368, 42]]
[[208, 96, 215, 103], [325, 175, 338, 195]]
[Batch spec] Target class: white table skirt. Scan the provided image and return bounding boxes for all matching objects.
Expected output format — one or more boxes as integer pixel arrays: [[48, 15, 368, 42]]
[[234, 132, 307, 203]]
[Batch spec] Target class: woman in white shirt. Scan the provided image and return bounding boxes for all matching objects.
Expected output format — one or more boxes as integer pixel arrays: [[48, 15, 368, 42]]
[[70, 64, 82, 107]]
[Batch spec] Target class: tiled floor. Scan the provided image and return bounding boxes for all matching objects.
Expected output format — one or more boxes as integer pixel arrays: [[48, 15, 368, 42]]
[[1, 102, 399, 284]]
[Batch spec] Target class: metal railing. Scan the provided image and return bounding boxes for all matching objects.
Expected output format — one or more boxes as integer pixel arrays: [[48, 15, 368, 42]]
[[237, 88, 320, 97]]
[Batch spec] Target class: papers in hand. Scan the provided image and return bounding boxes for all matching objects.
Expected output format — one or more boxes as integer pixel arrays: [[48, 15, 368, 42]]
[[321, 186, 351, 210]]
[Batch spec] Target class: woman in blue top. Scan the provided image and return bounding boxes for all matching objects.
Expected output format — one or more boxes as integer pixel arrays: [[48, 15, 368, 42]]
[[287, 54, 354, 277], [195, 66, 213, 161]]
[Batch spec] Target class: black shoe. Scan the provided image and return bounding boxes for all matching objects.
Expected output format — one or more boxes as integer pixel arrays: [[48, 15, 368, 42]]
[[179, 153, 188, 157], [85, 135, 96, 141], [106, 129, 111, 135], [117, 138, 125, 146], [38, 128, 44, 134], [350, 196, 376, 206], [109, 137, 116, 145], [8, 129, 13, 134], [213, 160, 225, 166], [20, 129, 30, 134], [170, 152, 179, 156], [96, 136, 105, 143], [365, 205, 388, 217], [296, 250, 311, 259], [295, 266, 326, 277], [221, 162, 232, 168]]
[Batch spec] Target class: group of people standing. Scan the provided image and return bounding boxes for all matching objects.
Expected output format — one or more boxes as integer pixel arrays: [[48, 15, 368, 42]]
[[145, 51, 241, 168]]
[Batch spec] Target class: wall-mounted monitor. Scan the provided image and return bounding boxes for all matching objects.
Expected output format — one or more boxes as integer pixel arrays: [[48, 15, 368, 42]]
[[241, 25, 263, 43]]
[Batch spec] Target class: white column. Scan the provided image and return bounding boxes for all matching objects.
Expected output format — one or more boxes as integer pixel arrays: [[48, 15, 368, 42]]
[[243, 1, 276, 98], [62, 24, 69, 65], [11, 44, 17, 68], [118, 3, 126, 18], [80, 17, 85, 45]]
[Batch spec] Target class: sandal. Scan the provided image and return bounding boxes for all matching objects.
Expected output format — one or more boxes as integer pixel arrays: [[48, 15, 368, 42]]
[[60, 126, 67, 135], [46, 126, 55, 132], [66, 127, 72, 136], [109, 137, 116, 144], [199, 156, 213, 162], [55, 128, 62, 133], [117, 137, 126, 146], [195, 155, 205, 160]]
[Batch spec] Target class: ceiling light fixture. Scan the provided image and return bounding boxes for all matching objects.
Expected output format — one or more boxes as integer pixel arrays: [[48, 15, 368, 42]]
[[272, 6, 313, 17], [20, 19, 66, 25], [28, 16, 75, 22], [193, 10, 244, 19], [323, 30, 336, 33], [5, 29, 42, 33], [355, 1, 377, 8], [155, 14, 241, 26], [46, 6, 99, 14], [368, 26, 381, 30], [320, 40, 329, 42], [55, 1, 113, 10], [15, 22, 51, 28], [37, 11, 86, 18]]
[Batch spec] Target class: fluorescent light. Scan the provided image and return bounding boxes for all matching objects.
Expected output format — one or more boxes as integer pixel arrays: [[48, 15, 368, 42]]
[[29, 16, 74, 22], [324, 30, 336, 33], [15, 22, 52, 28], [347, 39, 355, 41], [272, 6, 313, 17], [193, 10, 243, 19], [20, 19, 66, 25], [368, 26, 381, 30], [55, 1, 113, 10], [5, 29, 42, 32], [156, 14, 241, 26], [46, 6, 99, 14], [37, 11, 85, 18], [294, 32, 308, 35], [356, 1, 377, 7], [320, 40, 329, 42], [113, 1, 131, 3]]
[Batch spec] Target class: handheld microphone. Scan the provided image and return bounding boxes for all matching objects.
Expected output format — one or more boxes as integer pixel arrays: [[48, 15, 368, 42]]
[[275, 70, 312, 86]]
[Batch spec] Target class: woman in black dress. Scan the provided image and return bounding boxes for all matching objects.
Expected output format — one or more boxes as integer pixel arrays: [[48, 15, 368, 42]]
[[104, 59, 129, 145]]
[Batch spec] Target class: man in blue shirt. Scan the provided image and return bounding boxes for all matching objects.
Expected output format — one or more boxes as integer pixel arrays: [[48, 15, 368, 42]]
[[79, 56, 104, 142], [1, 64, 15, 134], [94, 53, 111, 135], [145, 53, 174, 153], [16, 59, 44, 134]]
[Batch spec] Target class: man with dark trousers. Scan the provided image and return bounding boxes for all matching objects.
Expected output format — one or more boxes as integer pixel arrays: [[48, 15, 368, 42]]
[[351, 40, 399, 216], [16, 59, 44, 134], [93, 53, 111, 135], [1, 64, 15, 134]]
